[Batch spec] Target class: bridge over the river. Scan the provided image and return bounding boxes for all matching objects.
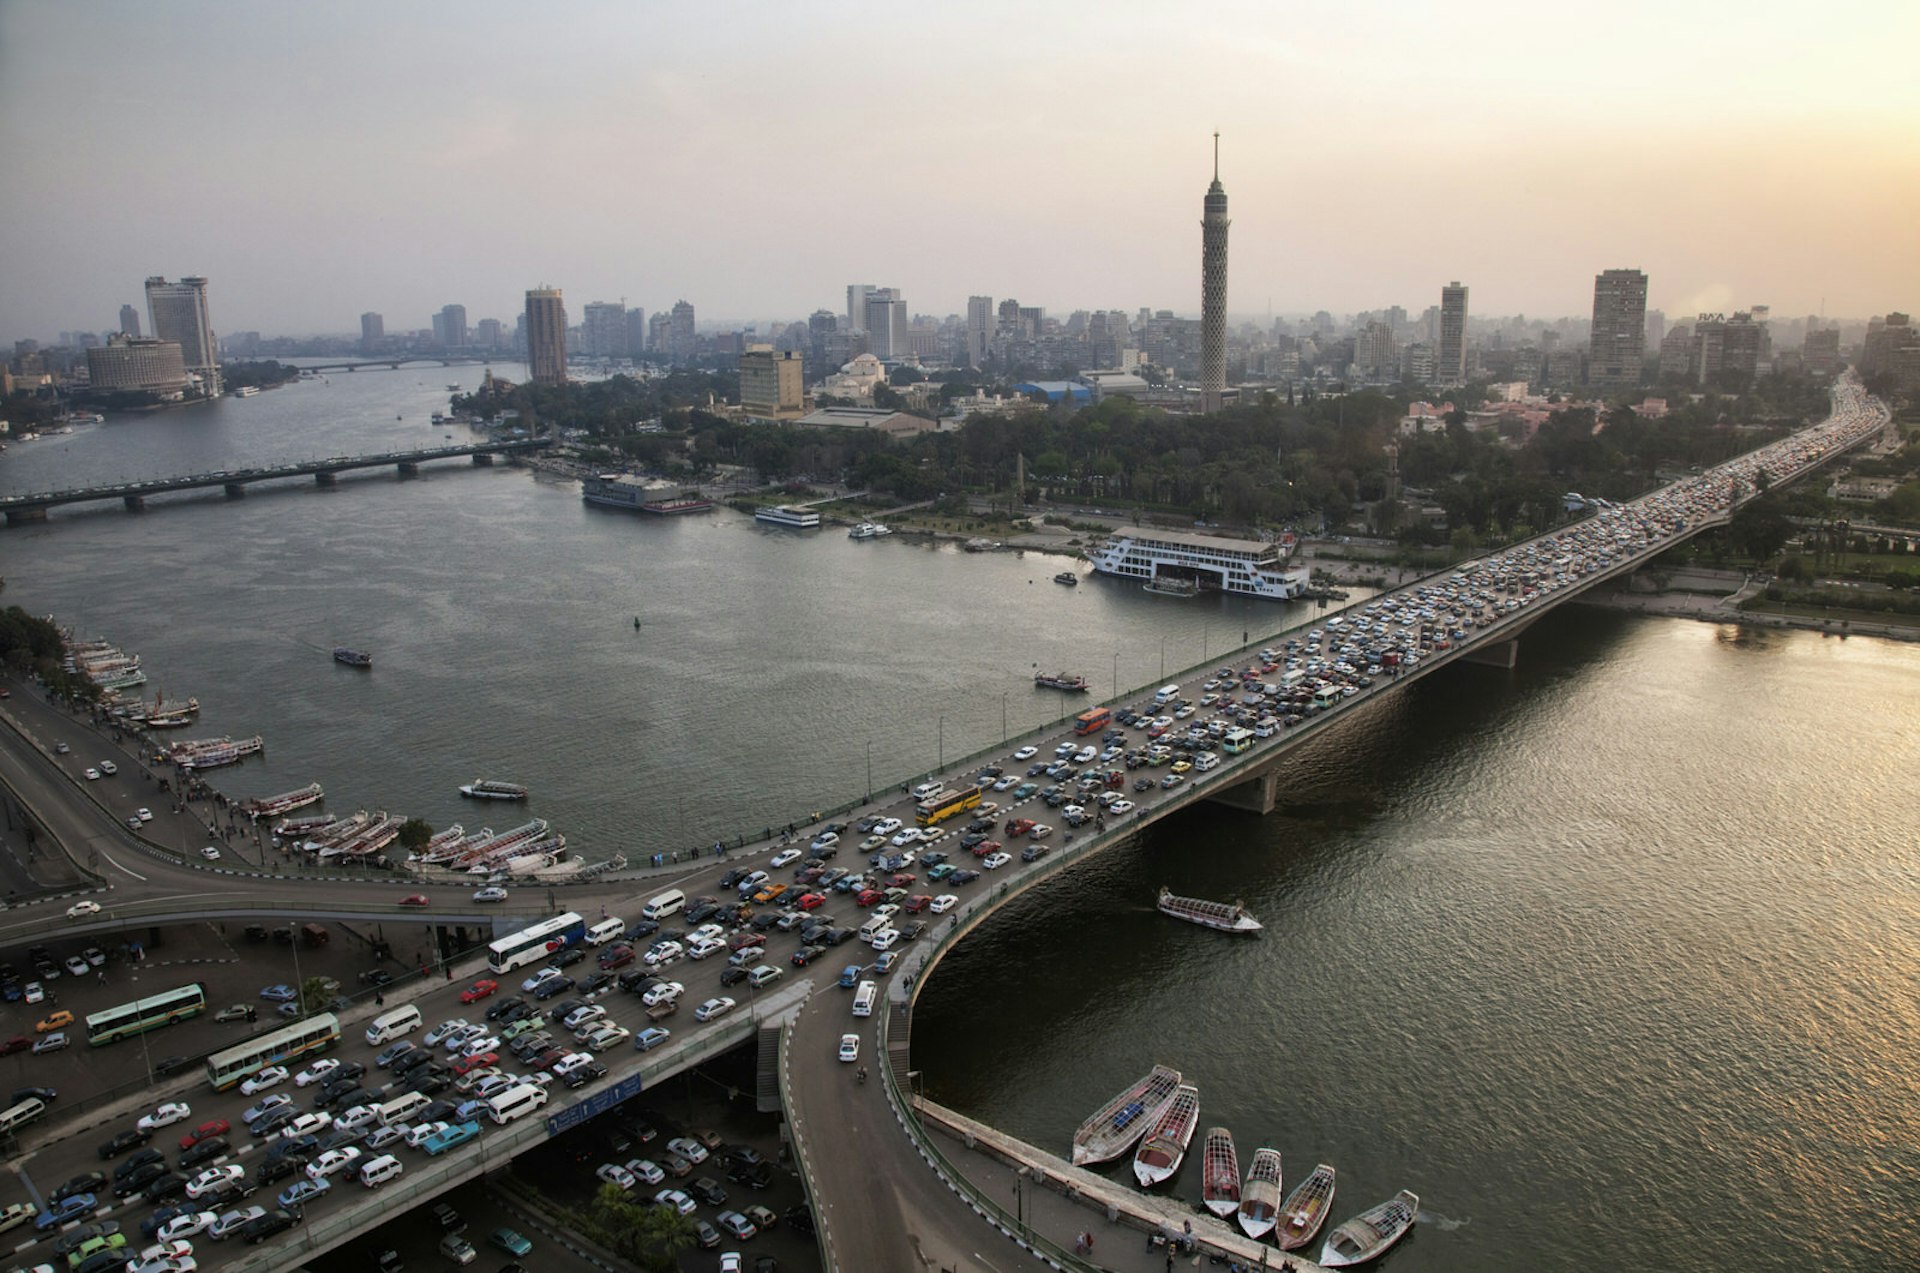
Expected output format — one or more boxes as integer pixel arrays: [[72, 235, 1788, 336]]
[[1, 438, 551, 524]]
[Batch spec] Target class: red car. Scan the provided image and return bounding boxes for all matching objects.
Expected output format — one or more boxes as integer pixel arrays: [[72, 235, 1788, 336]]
[[887, 873, 917, 889], [971, 839, 1003, 858], [179, 1118, 230, 1150], [729, 933, 765, 953], [451, 1051, 497, 1076], [458, 979, 499, 1004], [398, 894, 429, 907], [596, 945, 635, 970], [795, 892, 826, 911], [903, 894, 932, 914], [854, 888, 884, 907], [0, 1036, 30, 1057]]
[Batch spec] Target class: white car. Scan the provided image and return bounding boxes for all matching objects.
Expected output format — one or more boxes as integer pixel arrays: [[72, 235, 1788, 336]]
[[200, 845, 221, 861], [563, 1005, 605, 1031], [838, 1033, 860, 1063], [99, 760, 118, 775], [472, 887, 509, 903], [871, 818, 902, 836], [67, 900, 101, 918], [459, 1034, 502, 1058], [596, 1162, 636, 1190], [981, 852, 1012, 870], [770, 847, 803, 868], [1107, 799, 1135, 814], [888, 827, 923, 848], [279, 1112, 331, 1139], [210, 1205, 266, 1240], [135, 807, 154, 822], [442, 1024, 485, 1052], [22, 982, 44, 1004], [929, 894, 959, 914], [306, 1146, 364, 1180], [240, 1065, 289, 1095], [687, 937, 727, 961], [654, 1187, 697, 1215], [294, 1059, 340, 1087], [625, 1157, 665, 1185], [334, 1105, 381, 1134], [640, 981, 682, 1008], [364, 1124, 409, 1151], [403, 1121, 452, 1149], [666, 1135, 709, 1164], [584, 1023, 630, 1050], [693, 997, 735, 1022], [424, 1018, 472, 1048], [157, 1211, 219, 1242], [1012, 745, 1038, 761], [809, 831, 839, 852], [187, 1164, 244, 1199], [643, 942, 683, 968], [521, 968, 563, 993], [84, 767, 101, 780], [869, 928, 901, 951], [138, 1101, 192, 1132]]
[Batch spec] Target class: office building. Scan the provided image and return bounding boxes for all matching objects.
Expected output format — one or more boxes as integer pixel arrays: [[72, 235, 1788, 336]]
[[1353, 321, 1395, 380], [668, 301, 697, 364], [1804, 327, 1842, 376], [582, 302, 628, 359], [1199, 133, 1231, 412], [360, 311, 384, 352], [865, 288, 907, 361], [524, 287, 568, 385], [1588, 269, 1649, 389], [436, 304, 468, 349], [1438, 281, 1469, 386], [474, 318, 503, 351], [144, 275, 221, 396], [739, 345, 806, 420], [118, 304, 141, 338], [86, 334, 189, 396], [847, 284, 872, 334], [625, 309, 648, 360], [967, 295, 993, 368]]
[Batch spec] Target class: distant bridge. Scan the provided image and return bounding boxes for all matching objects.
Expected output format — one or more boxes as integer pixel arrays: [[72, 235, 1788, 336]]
[[295, 355, 497, 373], [1, 437, 551, 524]]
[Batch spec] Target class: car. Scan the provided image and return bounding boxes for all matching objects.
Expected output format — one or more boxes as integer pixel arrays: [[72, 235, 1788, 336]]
[[654, 1187, 697, 1215], [441, 1022, 485, 1051], [472, 886, 509, 902], [533, 975, 575, 1000], [251, 1105, 299, 1137], [259, 983, 297, 1003], [187, 1165, 244, 1199], [425, 1018, 471, 1047], [209, 1205, 267, 1240], [98, 759, 118, 775], [214, 1003, 257, 1024], [981, 851, 1012, 870], [640, 980, 683, 1008], [689, 1175, 729, 1207], [180, 1119, 230, 1149], [397, 894, 429, 907], [596, 1162, 636, 1190], [67, 900, 102, 918], [438, 1233, 478, 1265], [138, 1102, 192, 1133], [596, 944, 635, 969], [667, 1136, 709, 1165], [157, 1211, 217, 1243], [64, 954, 90, 977], [489, 1226, 533, 1257], [458, 978, 499, 1004], [838, 1033, 860, 1063], [85, 767, 101, 780], [295, 1058, 341, 1086], [278, 1175, 330, 1208], [620, 1156, 665, 1186], [36, 1008, 74, 1033], [240, 1065, 289, 1095], [305, 1146, 364, 1181], [929, 893, 959, 914], [242, 1094, 292, 1126], [741, 1203, 779, 1231], [871, 817, 902, 836], [35, 1192, 95, 1230], [50, 1171, 107, 1206], [200, 844, 222, 860], [98, 1128, 155, 1160], [634, 1026, 671, 1052], [22, 982, 44, 1004], [278, 1112, 331, 1140], [114, 1161, 170, 1198], [718, 1210, 759, 1240], [770, 847, 804, 868], [451, 1050, 498, 1075], [32, 1030, 69, 1053]]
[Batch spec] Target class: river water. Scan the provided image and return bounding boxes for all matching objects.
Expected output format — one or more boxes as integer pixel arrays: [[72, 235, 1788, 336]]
[[3, 370, 1914, 1271]]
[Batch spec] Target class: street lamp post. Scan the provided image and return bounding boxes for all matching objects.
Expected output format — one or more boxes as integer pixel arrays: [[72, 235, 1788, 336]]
[[937, 716, 944, 776], [1112, 651, 1119, 699], [1160, 636, 1166, 683], [864, 740, 872, 803], [1001, 693, 1008, 746]]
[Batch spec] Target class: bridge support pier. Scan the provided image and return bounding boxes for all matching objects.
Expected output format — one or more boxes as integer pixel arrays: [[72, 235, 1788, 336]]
[[5, 507, 49, 525], [122, 495, 145, 512], [471, 453, 494, 466], [223, 483, 246, 499], [1463, 638, 1519, 669], [315, 471, 338, 487], [397, 462, 419, 478], [1207, 767, 1281, 815]]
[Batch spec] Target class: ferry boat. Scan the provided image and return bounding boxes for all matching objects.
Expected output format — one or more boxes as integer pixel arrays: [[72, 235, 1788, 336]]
[[1070, 1064, 1182, 1166], [244, 782, 324, 820], [271, 813, 335, 841], [1142, 575, 1201, 598], [582, 473, 714, 514], [1320, 1189, 1418, 1268], [232, 385, 260, 397], [1276, 1164, 1337, 1251], [640, 493, 714, 515], [754, 505, 822, 529], [1131, 1083, 1199, 1187], [1201, 1126, 1241, 1217], [333, 648, 372, 668], [1238, 1147, 1284, 1239], [1157, 886, 1262, 934], [1053, 571, 1078, 586], [848, 521, 893, 539], [460, 779, 529, 801], [175, 735, 264, 769], [1033, 672, 1090, 693], [1089, 528, 1309, 600]]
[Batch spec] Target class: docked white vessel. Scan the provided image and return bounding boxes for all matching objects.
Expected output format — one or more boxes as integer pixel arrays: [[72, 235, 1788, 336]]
[[1321, 1189, 1418, 1267], [1070, 1064, 1182, 1166], [1089, 528, 1309, 600], [1238, 1147, 1284, 1239], [848, 521, 892, 539], [755, 505, 822, 528], [459, 779, 529, 801], [1131, 1082, 1199, 1188]]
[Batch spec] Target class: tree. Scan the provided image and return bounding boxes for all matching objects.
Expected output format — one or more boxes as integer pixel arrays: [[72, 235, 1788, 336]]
[[1728, 494, 1791, 561], [397, 819, 434, 851], [572, 1183, 696, 1272], [297, 975, 334, 1017]]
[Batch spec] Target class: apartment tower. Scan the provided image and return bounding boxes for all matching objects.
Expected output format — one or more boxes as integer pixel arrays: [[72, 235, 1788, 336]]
[[524, 287, 568, 385], [1438, 281, 1469, 385], [1588, 269, 1649, 389]]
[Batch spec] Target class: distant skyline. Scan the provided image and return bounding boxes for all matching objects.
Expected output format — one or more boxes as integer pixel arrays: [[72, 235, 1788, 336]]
[[3, 0, 1915, 343]]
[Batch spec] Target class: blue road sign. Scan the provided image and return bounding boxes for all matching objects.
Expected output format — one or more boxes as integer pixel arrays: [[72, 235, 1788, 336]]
[[545, 1072, 645, 1137]]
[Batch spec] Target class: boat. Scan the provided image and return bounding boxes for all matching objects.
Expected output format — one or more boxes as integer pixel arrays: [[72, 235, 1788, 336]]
[[1201, 1126, 1241, 1217], [582, 473, 713, 514], [754, 505, 822, 529], [1320, 1189, 1418, 1267], [333, 648, 372, 668], [1142, 575, 1201, 598], [271, 813, 336, 841], [1089, 528, 1310, 600], [962, 537, 1001, 552], [1070, 1064, 1182, 1166], [1053, 571, 1078, 585], [848, 521, 893, 539], [1131, 1082, 1199, 1188], [244, 782, 324, 820], [459, 779, 529, 801], [232, 385, 259, 397], [640, 493, 714, 515], [1033, 672, 1090, 693], [1276, 1164, 1337, 1251], [1157, 886, 1262, 934], [1238, 1147, 1284, 1239], [174, 735, 264, 769]]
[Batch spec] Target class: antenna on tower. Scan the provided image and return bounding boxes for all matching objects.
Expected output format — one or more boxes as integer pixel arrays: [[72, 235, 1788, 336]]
[[1213, 131, 1220, 180]]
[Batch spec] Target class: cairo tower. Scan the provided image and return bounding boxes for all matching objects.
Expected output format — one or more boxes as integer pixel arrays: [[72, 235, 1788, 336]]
[[1200, 133, 1230, 413]]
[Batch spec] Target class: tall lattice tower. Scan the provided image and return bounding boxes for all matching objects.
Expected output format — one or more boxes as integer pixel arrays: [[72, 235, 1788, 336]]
[[1200, 133, 1230, 413]]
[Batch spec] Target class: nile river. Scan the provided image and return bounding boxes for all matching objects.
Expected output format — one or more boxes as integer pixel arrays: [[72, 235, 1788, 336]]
[[3, 369, 1915, 1271]]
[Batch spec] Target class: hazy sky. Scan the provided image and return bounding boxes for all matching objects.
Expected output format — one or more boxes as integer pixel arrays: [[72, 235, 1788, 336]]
[[3, 0, 1915, 342]]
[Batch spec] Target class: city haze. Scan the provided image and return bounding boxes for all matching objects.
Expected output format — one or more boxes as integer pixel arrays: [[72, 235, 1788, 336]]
[[2, 0, 1915, 340]]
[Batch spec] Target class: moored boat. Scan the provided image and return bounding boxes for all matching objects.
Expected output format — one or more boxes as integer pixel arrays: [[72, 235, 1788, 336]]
[[754, 504, 822, 528], [1276, 1163, 1336, 1251], [1320, 1189, 1418, 1267], [1033, 672, 1090, 693], [848, 521, 892, 539], [459, 779, 529, 801], [1070, 1064, 1182, 1166], [333, 647, 372, 668], [1238, 1147, 1284, 1239], [1131, 1082, 1199, 1188], [640, 493, 714, 514], [1157, 886, 1262, 934], [1053, 571, 1078, 585], [1201, 1126, 1241, 1217], [244, 782, 324, 820]]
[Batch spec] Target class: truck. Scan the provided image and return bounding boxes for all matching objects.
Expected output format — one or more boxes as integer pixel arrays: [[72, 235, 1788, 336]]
[[300, 923, 329, 948], [645, 997, 679, 1022]]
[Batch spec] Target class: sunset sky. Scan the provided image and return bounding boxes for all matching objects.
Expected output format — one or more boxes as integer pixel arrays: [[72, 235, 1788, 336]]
[[3, 0, 1914, 340]]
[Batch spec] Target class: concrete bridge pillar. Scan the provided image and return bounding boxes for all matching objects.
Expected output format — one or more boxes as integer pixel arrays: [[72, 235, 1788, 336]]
[[223, 484, 246, 499], [1464, 638, 1518, 669], [5, 507, 49, 525], [122, 495, 145, 512], [397, 462, 419, 478], [471, 453, 494, 466], [315, 471, 338, 487], [1207, 766, 1281, 815]]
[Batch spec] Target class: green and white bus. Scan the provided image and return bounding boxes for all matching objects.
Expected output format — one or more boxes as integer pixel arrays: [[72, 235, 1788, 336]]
[[204, 1012, 340, 1091], [84, 982, 207, 1047]]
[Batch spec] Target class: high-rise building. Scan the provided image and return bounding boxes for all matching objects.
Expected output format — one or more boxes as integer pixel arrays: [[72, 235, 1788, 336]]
[[967, 295, 993, 368], [625, 309, 648, 361], [360, 311, 384, 352], [738, 345, 805, 420], [118, 304, 141, 338], [582, 302, 627, 359], [1644, 309, 1666, 352], [436, 304, 468, 348], [1353, 321, 1395, 380], [864, 288, 907, 360], [86, 335, 189, 396], [144, 275, 221, 395], [1438, 281, 1469, 386], [1588, 268, 1649, 389], [1199, 133, 1230, 412], [524, 287, 568, 385], [668, 301, 697, 364], [475, 318, 503, 351], [1804, 327, 1842, 376], [847, 284, 872, 334]]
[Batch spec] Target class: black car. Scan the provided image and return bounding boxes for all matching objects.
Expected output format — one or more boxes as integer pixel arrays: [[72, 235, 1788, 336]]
[[52, 1222, 121, 1258], [114, 1160, 170, 1197], [533, 976, 573, 1001], [114, 1147, 166, 1181], [718, 868, 749, 890], [330, 1061, 367, 1084], [97, 1128, 153, 1160], [76, 1250, 130, 1273], [579, 971, 616, 995], [548, 946, 586, 969], [10, 1085, 56, 1106], [244, 925, 270, 942], [484, 997, 527, 1022], [728, 1159, 773, 1189], [548, 998, 586, 1023], [141, 1204, 188, 1239], [255, 1153, 306, 1184], [821, 927, 855, 946], [684, 902, 719, 925], [154, 1055, 193, 1077], [266, 1134, 319, 1163], [240, 1208, 302, 1244], [688, 1176, 728, 1207], [51, 1171, 106, 1203], [561, 1061, 607, 1088], [391, 1048, 433, 1076], [317, 1128, 364, 1153], [784, 1204, 815, 1235], [404, 1070, 450, 1096], [358, 967, 395, 987], [142, 1172, 189, 1204], [900, 921, 928, 942], [749, 911, 783, 932], [920, 850, 949, 866], [624, 919, 660, 942], [178, 1135, 230, 1168], [718, 966, 748, 987], [949, 869, 980, 885], [790, 944, 827, 967], [316, 1084, 364, 1110], [616, 969, 656, 993], [418, 1100, 459, 1124]]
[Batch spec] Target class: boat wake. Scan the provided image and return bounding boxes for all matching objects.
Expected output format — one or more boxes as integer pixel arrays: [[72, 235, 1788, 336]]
[[1417, 1208, 1469, 1230]]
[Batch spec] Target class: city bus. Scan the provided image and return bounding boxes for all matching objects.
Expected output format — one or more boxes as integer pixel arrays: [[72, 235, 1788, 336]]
[[84, 982, 208, 1047], [486, 912, 588, 975], [205, 1012, 341, 1091], [1073, 706, 1113, 736], [914, 784, 982, 827], [1221, 728, 1256, 755]]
